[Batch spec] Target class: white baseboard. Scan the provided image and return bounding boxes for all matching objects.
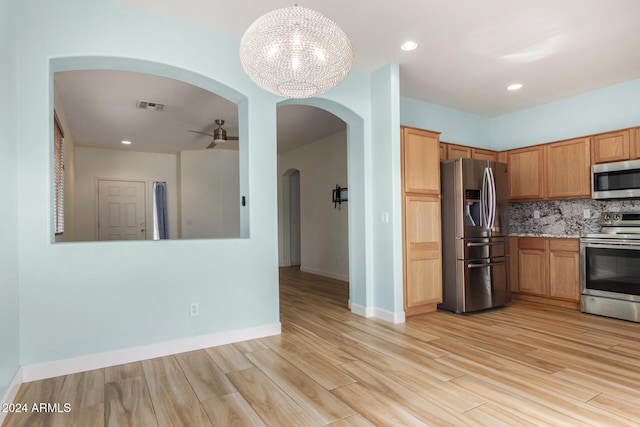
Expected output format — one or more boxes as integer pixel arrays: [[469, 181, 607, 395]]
[[21, 323, 281, 383], [300, 266, 349, 282], [0, 367, 23, 425], [351, 303, 405, 323], [351, 303, 374, 318], [374, 307, 406, 324]]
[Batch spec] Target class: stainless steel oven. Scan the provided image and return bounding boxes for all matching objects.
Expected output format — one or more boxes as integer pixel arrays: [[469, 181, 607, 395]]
[[580, 212, 640, 322]]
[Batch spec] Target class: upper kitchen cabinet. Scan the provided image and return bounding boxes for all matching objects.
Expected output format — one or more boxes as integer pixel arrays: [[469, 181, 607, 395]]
[[446, 143, 471, 160], [507, 146, 545, 200], [545, 137, 591, 199], [471, 148, 498, 161], [591, 129, 631, 164], [633, 127, 640, 159], [440, 142, 498, 162], [401, 126, 441, 194]]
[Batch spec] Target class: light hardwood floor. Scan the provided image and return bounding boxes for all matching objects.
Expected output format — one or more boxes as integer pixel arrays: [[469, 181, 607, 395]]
[[4, 267, 640, 426]]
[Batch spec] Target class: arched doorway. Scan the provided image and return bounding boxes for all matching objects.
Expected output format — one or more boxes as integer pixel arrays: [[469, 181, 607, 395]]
[[276, 99, 366, 312], [277, 103, 355, 307]]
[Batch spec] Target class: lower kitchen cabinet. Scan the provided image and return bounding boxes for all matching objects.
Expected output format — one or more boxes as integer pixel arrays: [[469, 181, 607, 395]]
[[548, 239, 580, 301], [403, 195, 442, 315], [513, 236, 580, 308], [517, 238, 548, 296]]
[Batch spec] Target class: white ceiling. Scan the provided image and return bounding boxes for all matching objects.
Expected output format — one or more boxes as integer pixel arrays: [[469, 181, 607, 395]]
[[120, 0, 640, 116]]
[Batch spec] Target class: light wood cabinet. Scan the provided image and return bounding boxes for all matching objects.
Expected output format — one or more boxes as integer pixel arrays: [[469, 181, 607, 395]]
[[545, 137, 591, 199], [508, 236, 519, 293], [517, 238, 548, 296], [633, 127, 640, 159], [591, 129, 631, 164], [507, 146, 545, 200], [447, 143, 471, 160], [548, 239, 580, 301], [402, 127, 440, 195], [439, 143, 447, 162], [512, 236, 580, 306], [401, 126, 442, 315], [403, 195, 442, 313], [497, 151, 508, 164], [471, 148, 497, 161], [440, 142, 498, 162]]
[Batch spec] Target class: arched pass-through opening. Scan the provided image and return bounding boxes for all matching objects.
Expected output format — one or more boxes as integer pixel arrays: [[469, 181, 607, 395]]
[[50, 56, 251, 241], [277, 98, 367, 313]]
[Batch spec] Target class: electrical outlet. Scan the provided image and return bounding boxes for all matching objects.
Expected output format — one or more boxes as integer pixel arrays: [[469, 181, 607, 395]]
[[533, 210, 540, 219], [190, 303, 199, 317], [583, 209, 591, 219]]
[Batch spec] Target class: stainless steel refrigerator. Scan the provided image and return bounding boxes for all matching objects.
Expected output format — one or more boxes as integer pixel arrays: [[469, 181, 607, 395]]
[[439, 158, 510, 313]]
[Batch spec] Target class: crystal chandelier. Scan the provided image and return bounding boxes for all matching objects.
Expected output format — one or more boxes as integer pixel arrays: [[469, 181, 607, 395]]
[[239, 5, 353, 98]]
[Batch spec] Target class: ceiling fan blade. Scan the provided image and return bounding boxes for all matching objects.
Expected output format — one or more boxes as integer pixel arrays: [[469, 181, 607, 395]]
[[206, 141, 218, 149], [226, 136, 239, 141], [188, 130, 216, 138]]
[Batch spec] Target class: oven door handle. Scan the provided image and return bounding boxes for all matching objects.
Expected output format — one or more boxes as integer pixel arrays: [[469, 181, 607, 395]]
[[581, 241, 640, 248]]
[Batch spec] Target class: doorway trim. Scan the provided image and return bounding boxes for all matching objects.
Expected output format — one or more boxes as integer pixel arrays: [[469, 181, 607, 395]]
[[281, 169, 301, 267]]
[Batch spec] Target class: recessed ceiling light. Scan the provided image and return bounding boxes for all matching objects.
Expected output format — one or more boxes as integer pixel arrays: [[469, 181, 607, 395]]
[[507, 83, 523, 91], [401, 41, 418, 51], [121, 140, 132, 145]]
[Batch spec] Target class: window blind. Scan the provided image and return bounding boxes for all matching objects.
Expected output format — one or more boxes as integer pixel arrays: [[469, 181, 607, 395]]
[[54, 116, 64, 235]]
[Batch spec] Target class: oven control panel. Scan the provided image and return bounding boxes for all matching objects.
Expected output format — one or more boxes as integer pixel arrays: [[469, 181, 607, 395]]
[[600, 211, 640, 226]]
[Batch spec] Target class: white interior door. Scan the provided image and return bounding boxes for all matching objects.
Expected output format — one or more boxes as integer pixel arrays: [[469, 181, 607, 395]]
[[98, 180, 146, 240]]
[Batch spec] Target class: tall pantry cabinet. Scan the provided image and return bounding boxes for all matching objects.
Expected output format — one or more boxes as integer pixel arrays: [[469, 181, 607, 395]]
[[400, 126, 442, 315]]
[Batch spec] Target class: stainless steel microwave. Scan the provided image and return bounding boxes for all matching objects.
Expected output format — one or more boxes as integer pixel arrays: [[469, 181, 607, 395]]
[[592, 159, 640, 199]]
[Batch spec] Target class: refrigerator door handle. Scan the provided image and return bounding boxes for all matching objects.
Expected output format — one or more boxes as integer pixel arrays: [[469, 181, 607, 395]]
[[488, 167, 496, 230], [467, 260, 506, 268], [466, 242, 504, 247], [481, 167, 488, 228]]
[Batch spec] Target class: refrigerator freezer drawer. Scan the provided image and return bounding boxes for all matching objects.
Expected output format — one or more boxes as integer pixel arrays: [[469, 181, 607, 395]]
[[458, 237, 506, 260], [458, 257, 509, 313]]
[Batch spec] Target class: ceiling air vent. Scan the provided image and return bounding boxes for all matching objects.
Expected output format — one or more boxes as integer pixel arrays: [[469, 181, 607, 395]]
[[136, 100, 166, 112]]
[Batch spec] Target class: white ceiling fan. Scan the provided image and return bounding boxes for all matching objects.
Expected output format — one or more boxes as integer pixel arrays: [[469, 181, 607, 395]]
[[188, 119, 239, 148]]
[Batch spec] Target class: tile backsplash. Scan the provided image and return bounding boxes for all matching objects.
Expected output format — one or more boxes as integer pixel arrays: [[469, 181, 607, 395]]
[[509, 199, 640, 237]]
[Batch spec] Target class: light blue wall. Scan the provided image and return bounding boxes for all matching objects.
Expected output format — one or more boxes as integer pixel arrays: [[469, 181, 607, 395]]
[[0, 0, 20, 399], [13, 0, 387, 367], [400, 96, 491, 147], [16, 0, 279, 364], [401, 79, 640, 152], [490, 78, 640, 150], [371, 64, 404, 315]]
